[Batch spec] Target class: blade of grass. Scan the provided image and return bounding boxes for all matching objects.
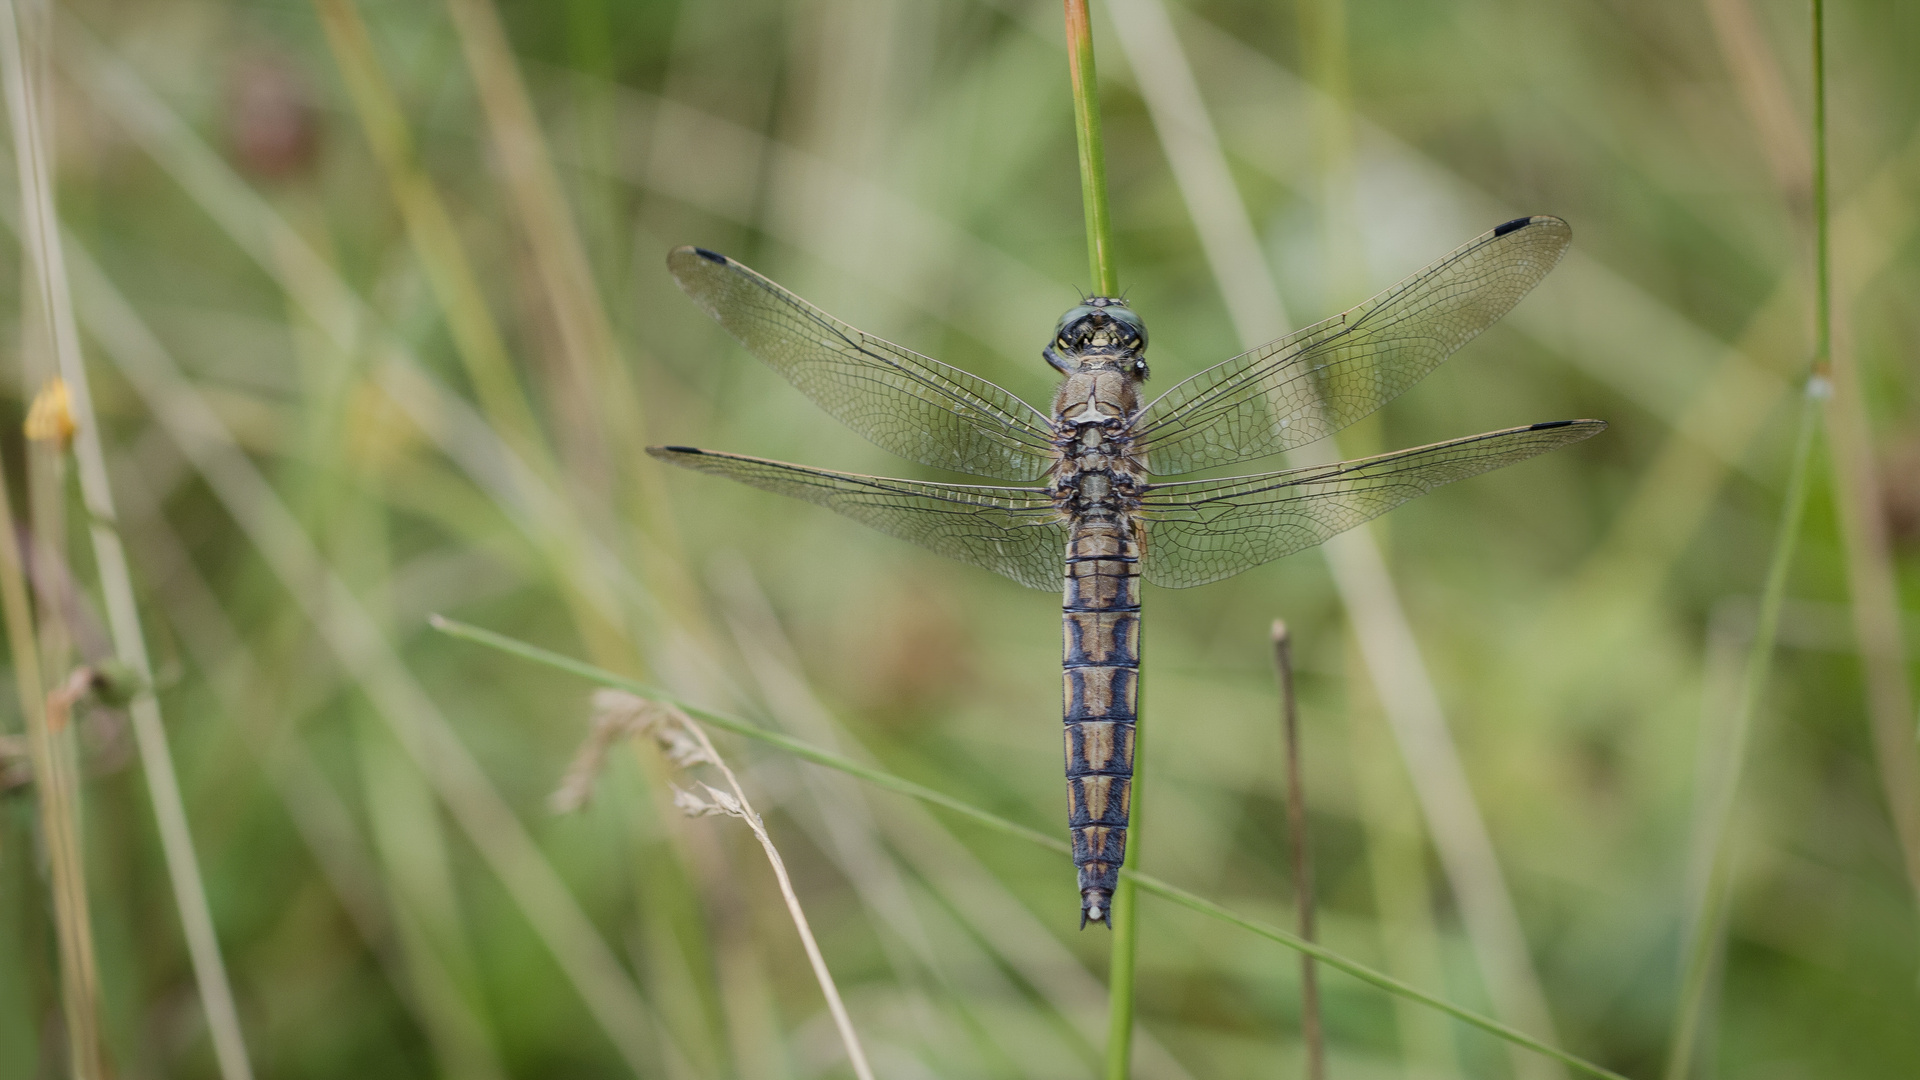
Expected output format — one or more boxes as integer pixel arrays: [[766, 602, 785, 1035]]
[[4, 211, 683, 1078], [1272, 622, 1325, 1080], [1662, 386, 1821, 1080], [66, 26, 658, 635], [56, 44, 743, 1061], [15, 0, 74, 705], [0, 7, 100, 1077], [1702, 0, 1811, 201], [1346, 638, 1460, 1078], [441, 0, 645, 488], [439, 0, 721, 697], [109, 445, 465, 1045], [1103, 3, 1567, 1074], [1066, 0, 1116, 296], [308, 347, 511, 1080], [307, 0, 665, 678], [1692, 12, 1920, 885], [1666, 5, 1844, 1072], [0, 390, 101, 1080], [432, 615, 1635, 1080], [0, 6, 255, 1078], [1805, 0, 1920, 914], [308, 0, 544, 462], [443, 0, 612, 461], [64, 16, 684, 689]]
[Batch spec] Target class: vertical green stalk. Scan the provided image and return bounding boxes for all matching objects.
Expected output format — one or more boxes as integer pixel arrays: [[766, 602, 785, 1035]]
[[1662, 390, 1819, 1080], [1064, 0, 1117, 297], [1809, 0, 1828, 379], [2, 4, 256, 1077], [1064, 5, 1134, 1072], [0, 435, 103, 1080], [1663, 3, 1828, 1076]]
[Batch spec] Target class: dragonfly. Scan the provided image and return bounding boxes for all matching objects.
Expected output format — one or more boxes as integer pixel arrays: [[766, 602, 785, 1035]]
[[651, 215, 1603, 927]]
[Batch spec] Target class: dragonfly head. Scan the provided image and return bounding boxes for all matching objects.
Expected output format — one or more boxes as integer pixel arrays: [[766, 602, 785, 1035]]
[[1045, 297, 1149, 380]]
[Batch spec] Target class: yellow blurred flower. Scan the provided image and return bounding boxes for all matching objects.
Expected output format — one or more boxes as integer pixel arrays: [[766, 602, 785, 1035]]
[[23, 377, 75, 448]]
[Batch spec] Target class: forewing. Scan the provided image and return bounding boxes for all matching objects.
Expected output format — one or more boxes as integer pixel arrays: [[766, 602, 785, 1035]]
[[650, 446, 1067, 589], [1138, 419, 1605, 588], [669, 247, 1056, 481], [1133, 216, 1572, 475]]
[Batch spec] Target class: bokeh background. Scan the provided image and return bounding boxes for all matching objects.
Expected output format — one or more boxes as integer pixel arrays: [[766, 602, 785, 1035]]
[[1, 0, 1916, 1077]]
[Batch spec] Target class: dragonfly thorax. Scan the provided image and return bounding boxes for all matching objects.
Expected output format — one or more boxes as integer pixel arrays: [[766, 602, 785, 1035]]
[[1053, 368, 1142, 429]]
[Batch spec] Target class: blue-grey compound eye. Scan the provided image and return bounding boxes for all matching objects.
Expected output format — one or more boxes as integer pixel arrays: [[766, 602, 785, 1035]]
[[1053, 304, 1101, 340], [1104, 305, 1147, 347]]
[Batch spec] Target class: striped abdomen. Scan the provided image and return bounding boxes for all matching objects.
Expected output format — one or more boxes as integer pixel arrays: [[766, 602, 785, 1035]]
[[1062, 518, 1141, 927]]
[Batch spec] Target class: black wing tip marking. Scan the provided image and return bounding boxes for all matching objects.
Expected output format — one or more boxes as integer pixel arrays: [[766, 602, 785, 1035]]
[[1529, 418, 1607, 434], [650, 444, 706, 456], [1492, 214, 1572, 238], [666, 245, 730, 271]]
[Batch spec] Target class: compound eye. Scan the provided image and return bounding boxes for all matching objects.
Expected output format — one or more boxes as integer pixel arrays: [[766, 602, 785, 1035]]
[[1054, 304, 1099, 340]]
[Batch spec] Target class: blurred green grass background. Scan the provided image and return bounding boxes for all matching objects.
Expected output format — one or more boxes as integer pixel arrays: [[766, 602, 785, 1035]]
[[0, 0, 1916, 1077]]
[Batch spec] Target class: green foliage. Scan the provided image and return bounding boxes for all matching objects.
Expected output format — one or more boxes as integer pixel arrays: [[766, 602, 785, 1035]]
[[2, 0, 1917, 1077]]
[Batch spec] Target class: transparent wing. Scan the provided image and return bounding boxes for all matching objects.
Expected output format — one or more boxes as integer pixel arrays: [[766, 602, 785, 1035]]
[[650, 446, 1067, 589], [669, 247, 1056, 481], [1138, 420, 1605, 588], [1133, 216, 1572, 476]]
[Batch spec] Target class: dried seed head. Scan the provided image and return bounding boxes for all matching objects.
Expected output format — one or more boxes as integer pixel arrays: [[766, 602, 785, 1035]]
[[550, 690, 653, 813], [672, 784, 723, 817], [590, 688, 651, 729], [699, 782, 745, 818], [556, 691, 727, 813], [654, 723, 716, 768]]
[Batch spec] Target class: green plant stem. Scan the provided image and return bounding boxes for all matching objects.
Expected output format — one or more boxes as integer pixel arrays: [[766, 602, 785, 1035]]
[[0, 5, 254, 1078], [1662, 385, 1820, 1080], [0, 430, 101, 1080], [1807, 0, 1920, 910], [1810, 0, 1827, 376], [1065, 0, 1117, 296], [431, 615, 1633, 1080], [0, 9, 103, 1079], [1666, 6, 1838, 1074], [309, 0, 544, 463]]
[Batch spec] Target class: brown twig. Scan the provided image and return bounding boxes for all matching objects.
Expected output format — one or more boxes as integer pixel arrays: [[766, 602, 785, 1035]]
[[1273, 621, 1325, 1080]]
